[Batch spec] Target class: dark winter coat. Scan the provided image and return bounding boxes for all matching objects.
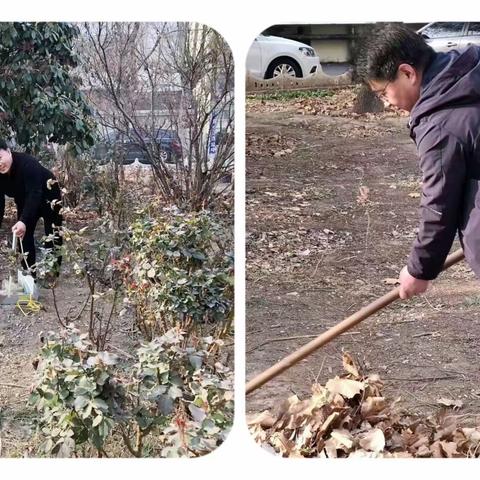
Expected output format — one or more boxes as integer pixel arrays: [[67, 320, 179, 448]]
[[408, 45, 480, 280], [0, 151, 60, 228]]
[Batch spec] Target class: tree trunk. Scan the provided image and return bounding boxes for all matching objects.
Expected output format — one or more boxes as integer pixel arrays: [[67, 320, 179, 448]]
[[352, 85, 384, 114]]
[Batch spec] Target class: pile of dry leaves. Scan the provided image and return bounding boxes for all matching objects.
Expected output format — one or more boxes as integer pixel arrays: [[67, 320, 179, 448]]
[[248, 353, 480, 458]]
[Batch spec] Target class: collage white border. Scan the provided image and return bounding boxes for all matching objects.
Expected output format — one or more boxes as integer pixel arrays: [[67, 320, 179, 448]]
[[1, 0, 480, 477]]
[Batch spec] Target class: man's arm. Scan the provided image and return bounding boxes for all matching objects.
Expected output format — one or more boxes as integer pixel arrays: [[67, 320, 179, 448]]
[[407, 125, 466, 280]]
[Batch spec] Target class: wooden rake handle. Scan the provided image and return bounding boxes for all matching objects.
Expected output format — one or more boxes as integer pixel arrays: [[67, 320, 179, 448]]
[[246, 248, 465, 395]]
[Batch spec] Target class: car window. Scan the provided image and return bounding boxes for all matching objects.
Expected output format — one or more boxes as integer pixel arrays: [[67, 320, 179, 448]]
[[467, 23, 480, 36], [155, 130, 176, 140], [421, 22, 465, 39]]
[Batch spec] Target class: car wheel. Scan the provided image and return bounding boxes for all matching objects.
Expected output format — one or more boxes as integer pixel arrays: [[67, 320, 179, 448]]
[[265, 57, 302, 79], [159, 150, 170, 162]]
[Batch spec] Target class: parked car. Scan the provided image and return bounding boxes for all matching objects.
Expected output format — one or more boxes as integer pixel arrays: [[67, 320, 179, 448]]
[[417, 22, 480, 52], [246, 34, 320, 79], [93, 129, 183, 166]]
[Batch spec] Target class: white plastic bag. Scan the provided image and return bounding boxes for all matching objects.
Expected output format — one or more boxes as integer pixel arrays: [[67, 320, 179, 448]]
[[13, 233, 39, 299]]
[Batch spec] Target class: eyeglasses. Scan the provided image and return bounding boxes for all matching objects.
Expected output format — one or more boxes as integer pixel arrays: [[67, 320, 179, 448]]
[[372, 80, 391, 100]]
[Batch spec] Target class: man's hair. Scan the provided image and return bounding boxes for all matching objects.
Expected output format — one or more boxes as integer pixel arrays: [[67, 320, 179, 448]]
[[0, 138, 9, 151], [359, 24, 435, 82]]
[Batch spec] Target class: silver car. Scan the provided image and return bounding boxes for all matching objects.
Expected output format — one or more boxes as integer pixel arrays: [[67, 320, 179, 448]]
[[417, 22, 480, 52]]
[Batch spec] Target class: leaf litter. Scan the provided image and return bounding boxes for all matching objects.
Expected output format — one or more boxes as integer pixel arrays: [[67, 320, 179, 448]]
[[248, 353, 480, 458]]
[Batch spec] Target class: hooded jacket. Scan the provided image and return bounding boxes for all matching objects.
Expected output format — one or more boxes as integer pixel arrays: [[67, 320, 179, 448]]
[[0, 151, 59, 228], [408, 45, 480, 280]]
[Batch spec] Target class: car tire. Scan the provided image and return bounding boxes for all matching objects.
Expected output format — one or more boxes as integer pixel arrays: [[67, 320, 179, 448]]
[[265, 57, 302, 79], [159, 149, 172, 163]]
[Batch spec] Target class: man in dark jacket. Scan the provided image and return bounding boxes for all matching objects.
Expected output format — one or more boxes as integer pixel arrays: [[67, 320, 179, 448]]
[[362, 24, 480, 299], [0, 139, 62, 275]]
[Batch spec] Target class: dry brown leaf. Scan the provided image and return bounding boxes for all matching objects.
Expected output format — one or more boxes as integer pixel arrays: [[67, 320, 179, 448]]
[[339, 414, 353, 430], [440, 441, 461, 458], [342, 352, 361, 378], [389, 431, 406, 451], [310, 388, 330, 409], [357, 186, 370, 205], [434, 416, 458, 441], [452, 429, 469, 452], [360, 397, 386, 418], [311, 383, 328, 396], [270, 431, 295, 456], [325, 377, 365, 398], [462, 427, 480, 443], [331, 393, 346, 408], [246, 410, 277, 428], [416, 445, 432, 457], [383, 277, 400, 285], [288, 398, 317, 417], [430, 440, 444, 458], [323, 438, 339, 458], [364, 374, 384, 397], [437, 397, 464, 410], [330, 429, 354, 451], [294, 423, 314, 451], [288, 449, 306, 459], [249, 423, 268, 443], [411, 434, 430, 450], [320, 412, 341, 434], [359, 429, 385, 453], [310, 406, 330, 430]]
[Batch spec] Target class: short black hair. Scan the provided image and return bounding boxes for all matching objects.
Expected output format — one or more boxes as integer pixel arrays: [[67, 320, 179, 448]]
[[0, 138, 8, 150], [359, 24, 435, 82]]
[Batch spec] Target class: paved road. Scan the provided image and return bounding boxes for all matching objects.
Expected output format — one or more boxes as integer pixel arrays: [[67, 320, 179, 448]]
[[321, 62, 352, 76]]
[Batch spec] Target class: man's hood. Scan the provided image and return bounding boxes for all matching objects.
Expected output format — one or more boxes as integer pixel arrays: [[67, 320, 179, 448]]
[[410, 46, 480, 131]]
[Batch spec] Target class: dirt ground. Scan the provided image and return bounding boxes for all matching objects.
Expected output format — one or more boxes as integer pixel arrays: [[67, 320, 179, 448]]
[[246, 89, 480, 424]]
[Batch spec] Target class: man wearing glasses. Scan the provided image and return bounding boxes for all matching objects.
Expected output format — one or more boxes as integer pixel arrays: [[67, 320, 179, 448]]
[[362, 24, 480, 299]]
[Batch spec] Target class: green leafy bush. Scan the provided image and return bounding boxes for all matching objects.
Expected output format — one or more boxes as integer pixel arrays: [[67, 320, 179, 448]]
[[29, 327, 123, 457], [130, 329, 234, 457], [0, 22, 96, 154], [29, 326, 234, 458], [121, 211, 234, 338]]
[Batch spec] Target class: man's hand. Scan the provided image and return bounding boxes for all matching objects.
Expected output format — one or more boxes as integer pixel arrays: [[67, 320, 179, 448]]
[[12, 221, 26, 239], [399, 265, 429, 299]]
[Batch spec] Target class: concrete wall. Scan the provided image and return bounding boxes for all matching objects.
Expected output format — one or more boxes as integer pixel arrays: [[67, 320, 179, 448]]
[[311, 39, 350, 62]]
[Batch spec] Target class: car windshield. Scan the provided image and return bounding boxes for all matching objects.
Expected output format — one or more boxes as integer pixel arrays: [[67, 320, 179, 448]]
[[420, 22, 465, 39], [155, 130, 176, 139]]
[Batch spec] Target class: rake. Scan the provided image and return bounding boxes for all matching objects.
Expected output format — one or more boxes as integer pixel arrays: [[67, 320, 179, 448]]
[[246, 248, 465, 395]]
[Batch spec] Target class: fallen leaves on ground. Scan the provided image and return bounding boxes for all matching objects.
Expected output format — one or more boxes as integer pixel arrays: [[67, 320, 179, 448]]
[[248, 352, 480, 458], [247, 87, 409, 121], [246, 133, 296, 159]]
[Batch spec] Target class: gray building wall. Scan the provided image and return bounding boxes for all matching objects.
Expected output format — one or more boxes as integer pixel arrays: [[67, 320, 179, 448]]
[[262, 23, 428, 63]]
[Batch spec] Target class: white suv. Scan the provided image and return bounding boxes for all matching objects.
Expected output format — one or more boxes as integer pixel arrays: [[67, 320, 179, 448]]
[[246, 34, 320, 79]]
